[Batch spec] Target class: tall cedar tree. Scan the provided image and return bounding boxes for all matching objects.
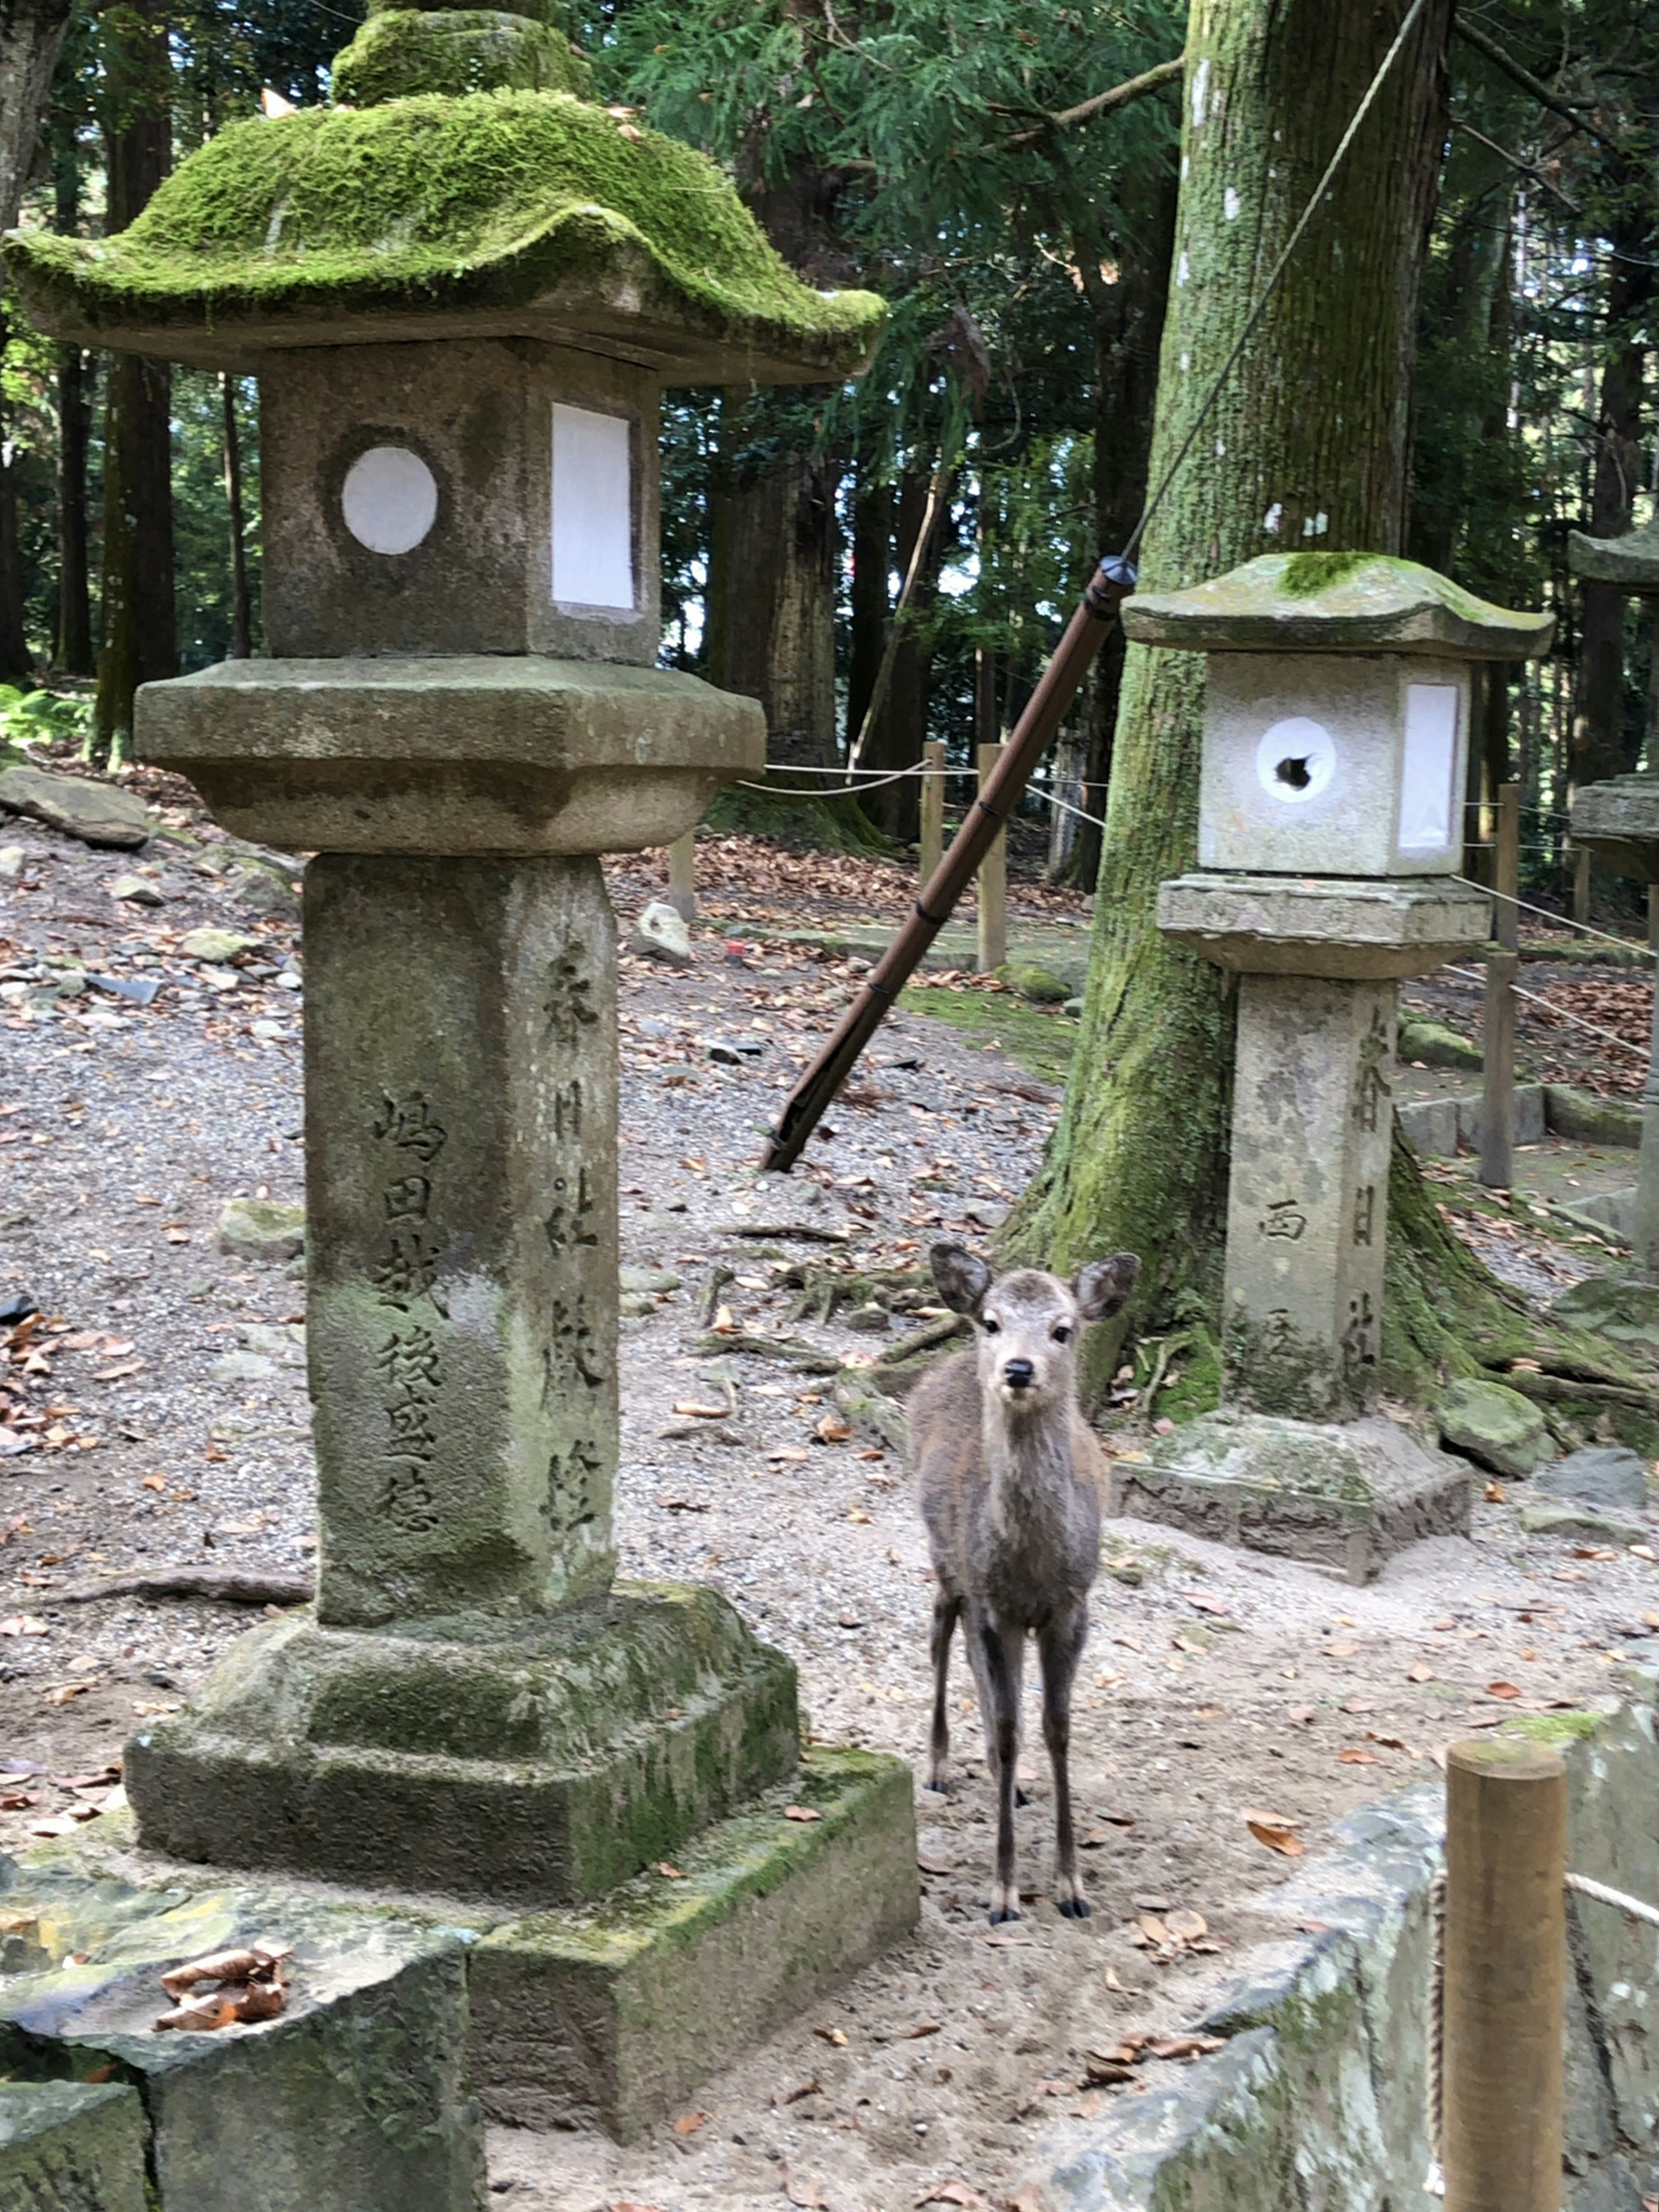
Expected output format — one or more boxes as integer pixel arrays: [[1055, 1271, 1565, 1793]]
[[1008, 0, 1457, 1401], [92, 0, 176, 757]]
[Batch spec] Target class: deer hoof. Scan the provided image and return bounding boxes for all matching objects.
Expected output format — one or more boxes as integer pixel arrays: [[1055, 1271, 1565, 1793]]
[[1014, 1788, 1031, 1809], [1056, 1895, 1091, 1920], [923, 1778, 950, 1796], [988, 1906, 1022, 1926]]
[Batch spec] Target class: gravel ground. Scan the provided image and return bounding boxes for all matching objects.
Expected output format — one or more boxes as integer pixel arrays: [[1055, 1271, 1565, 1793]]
[[4, 796, 1659, 2212]]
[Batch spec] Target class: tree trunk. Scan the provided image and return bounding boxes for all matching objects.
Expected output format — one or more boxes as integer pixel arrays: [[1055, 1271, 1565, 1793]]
[[0, 308, 27, 684], [0, 0, 73, 232], [222, 372, 251, 659], [857, 464, 945, 843], [706, 395, 838, 770], [92, 0, 175, 760], [1008, 0, 1454, 1403], [56, 344, 94, 674], [847, 467, 892, 750]]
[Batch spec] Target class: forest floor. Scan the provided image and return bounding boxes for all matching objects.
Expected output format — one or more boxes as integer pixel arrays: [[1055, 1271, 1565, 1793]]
[[3, 783, 1659, 2211]]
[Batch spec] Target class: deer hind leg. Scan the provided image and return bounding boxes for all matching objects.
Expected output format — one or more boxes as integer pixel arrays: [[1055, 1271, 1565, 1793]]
[[926, 1589, 962, 1792], [1039, 1602, 1090, 1919], [963, 1613, 1029, 1807], [976, 1611, 1025, 1924]]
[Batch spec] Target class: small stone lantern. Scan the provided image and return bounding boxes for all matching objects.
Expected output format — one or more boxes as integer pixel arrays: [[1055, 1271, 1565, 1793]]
[[5, 15, 916, 2135], [1109, 554, 1552, 1579], [1567, 516, 1659, 1278]]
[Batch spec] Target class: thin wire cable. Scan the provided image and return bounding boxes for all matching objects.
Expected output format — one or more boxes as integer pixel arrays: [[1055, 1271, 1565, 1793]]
[[1123, 0, 1429, 563], [1451, 876, 1656, 960], [1443, 965, 1649, 1058]]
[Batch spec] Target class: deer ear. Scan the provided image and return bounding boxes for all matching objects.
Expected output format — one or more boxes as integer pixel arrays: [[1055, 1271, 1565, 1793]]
[[931, 1243, 992, 1317], [1074, 1252, 1140, 1321]]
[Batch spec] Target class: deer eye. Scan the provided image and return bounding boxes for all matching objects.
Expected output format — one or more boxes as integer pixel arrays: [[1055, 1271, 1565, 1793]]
[[981, 1316, 1000, 1335], [1052, 1324, 1072, 1344]]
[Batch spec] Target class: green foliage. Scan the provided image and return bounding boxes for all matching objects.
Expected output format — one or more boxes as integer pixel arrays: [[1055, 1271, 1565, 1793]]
[[0, 687, 92, 750]]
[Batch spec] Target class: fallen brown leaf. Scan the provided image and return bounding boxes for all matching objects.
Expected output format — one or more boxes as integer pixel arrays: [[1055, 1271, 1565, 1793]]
[[1164, 1907, 1207, 1941], [670, 1400, 730, 1420], [815, 1414, 852, 1445], [917, 1851, 953, 1875], [1245, 1816, 1304, 1857], [1340, 1695, 1376, 1715], [1146, 2034, 1227, 2061], [1484, 1480, 1506, 1503], [1487, 1681, 1521, 1700], [901, 2020, 943, 2038], [671, 2109, 706, 2136], [812, 2024, 849, 2047], [772, 2075, 820, 2108], [783, 1805, 822, 1822], [1338, 1748, 1379, 1766], [655, 1862, 687, 1881], [783, 2168, 828, 2208], [915, 2185, 985, 2208]]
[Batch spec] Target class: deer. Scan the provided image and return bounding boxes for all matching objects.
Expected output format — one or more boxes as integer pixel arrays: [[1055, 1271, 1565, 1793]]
[[909, 1241, 1139, 1925]]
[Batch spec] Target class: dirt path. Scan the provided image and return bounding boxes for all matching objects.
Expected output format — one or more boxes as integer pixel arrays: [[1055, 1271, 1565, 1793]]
[[4, 804, 1658, 2211]]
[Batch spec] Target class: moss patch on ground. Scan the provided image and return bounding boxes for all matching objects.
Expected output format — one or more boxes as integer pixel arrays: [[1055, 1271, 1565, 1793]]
[[898, 984, 1077, 1090]]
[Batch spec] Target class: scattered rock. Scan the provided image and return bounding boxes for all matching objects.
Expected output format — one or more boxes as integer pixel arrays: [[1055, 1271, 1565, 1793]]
[[620, 1294, 658, 1319], [1062, 997, 1084, 1018], [631, 900, 693, 968], [0, 845, 23, 878], [1518, 1502, 1647, 1547], [224, 857, 300, 916], [108, 873, 165, 905], [0, 1289, 38, 1325], [845, 1301, 891, 1333], [0, 764, 152, 849], [89, 972, 160, 1005], [1533, 1446, 1649, 1511], [1436, 1377, 1554, 1477], [995, 962, 1071, 1006], [216, 1195, 306, 1262], [1551, 1274, 1659, 1362], [179, 927, 258, 964], [620, 1267, 681, 1294], [707, 1040, 745, 1065], [1397, 1016, 1482, 1071], [238, 1321, 306, 1368], [208, 1349, 277, 1385]]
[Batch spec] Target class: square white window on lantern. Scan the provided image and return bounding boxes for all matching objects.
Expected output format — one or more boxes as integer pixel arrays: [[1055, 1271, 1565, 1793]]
[[1398, 682, 1459, 853], [550, 404, 634, 611]]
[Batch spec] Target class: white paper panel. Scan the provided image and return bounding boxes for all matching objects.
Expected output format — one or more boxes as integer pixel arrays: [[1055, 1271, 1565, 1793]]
[[341, 445, 438, 556], [1399, 683, 1459, 851], [551, 404, 634, 611]]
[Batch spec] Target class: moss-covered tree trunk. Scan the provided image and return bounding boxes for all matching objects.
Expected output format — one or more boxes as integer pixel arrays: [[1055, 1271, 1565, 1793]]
[[1008, 0, 1454, 1402], [92, 0, 175, 760]]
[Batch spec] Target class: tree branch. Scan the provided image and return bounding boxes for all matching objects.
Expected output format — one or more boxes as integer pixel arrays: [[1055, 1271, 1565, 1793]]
[[999, 54, 1184, 154], [1450, 18, 1620, 153]]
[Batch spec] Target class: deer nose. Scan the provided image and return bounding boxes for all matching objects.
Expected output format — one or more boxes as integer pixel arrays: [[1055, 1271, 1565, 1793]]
[[1003, 1358, 1035, 1390]]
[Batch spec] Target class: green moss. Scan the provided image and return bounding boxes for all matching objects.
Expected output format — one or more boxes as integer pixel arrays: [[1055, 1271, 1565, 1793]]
[[1279, 549, 1374, 595], [899, 983, 1077, 1089], [1503, 1710, 1602, 1745], [369, 0, 553, 18], [332, 12, 593, 105], [3, 93, 884, 374]]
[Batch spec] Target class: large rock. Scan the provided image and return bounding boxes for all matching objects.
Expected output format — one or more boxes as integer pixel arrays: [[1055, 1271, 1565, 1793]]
[[1436, 1376, 1554, 1476], [0, 765, 151, 849], [215, 1195, 305, 1262], [996, 961, 1070, 1005], [1535, 1445, 1650, 1511], [179, 927, 257, 963], [1398, 1015, 1482, 1070], [0, 2079, 147, 2211], [1552, 1274, 1659, 1363], [629, 898, 693, 967], [1519, 1501, 1647, 1547]]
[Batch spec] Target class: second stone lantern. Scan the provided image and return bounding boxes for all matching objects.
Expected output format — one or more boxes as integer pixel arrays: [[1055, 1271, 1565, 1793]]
[[4, 8, 916, 2135], [1108, 553, 1553, 1580]]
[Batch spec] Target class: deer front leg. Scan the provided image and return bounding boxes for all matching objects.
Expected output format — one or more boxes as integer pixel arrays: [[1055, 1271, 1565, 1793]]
[[926, 1590, 961, 1792], [1039, 1602, 1090, 1919], [977, 1611, 1024, 1924]]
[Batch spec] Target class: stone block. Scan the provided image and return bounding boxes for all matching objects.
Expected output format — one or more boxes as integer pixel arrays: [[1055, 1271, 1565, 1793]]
[[629, 900, 693, 967], [1553, 1274, 1659, 1361], [1570, 773, 1659, 884], [1535, 1446, 1650, 1511], [1394, 1095, 1459, 1159], [1436, 1376, 1554, 1476], [0, 2080, 147, 2211], [0, 767, 151, 851], [1519, 1503, 1648, 1547], [469, 1747, 918, 2141], [215, 1197, 305, 1262], [1111, 1412, 1471, 1583], [1157, 872, 1491, 979], [1546, 1085, 1643, 1147], [1455, 1082, 1545, 1149], [136, 656, 763, 857], [125, 1583, 801, 1909], [0, 1858, 483, 2212]]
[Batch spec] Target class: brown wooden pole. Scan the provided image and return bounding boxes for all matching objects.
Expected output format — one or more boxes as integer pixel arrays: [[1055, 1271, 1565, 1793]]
[[667, 830, 696, 922], [918, 738, 946, 886], [976, 741, 1008, 972], [758, 554, 1135, 1173], [1479, 781, 1520, 1191], [1443, 1735, 1566, 2212]]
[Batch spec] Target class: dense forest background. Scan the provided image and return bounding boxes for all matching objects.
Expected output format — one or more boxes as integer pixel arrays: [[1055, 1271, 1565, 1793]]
[[1, 0, 1656, 908]]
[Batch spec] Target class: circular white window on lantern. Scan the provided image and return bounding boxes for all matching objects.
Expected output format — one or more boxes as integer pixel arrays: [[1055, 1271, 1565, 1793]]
[[340, 445, 439, 556], [1254, 715, 1336, 805]]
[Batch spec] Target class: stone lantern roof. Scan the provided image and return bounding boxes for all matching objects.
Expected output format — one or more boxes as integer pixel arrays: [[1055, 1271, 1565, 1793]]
[[1122, 552, 1554, 659], [1568, 515, 1659, 597], [1, 1, 885, 382]]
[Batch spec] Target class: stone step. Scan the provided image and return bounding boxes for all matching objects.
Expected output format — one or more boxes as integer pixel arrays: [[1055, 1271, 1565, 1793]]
[[1390, 1081, 1642, 1160]]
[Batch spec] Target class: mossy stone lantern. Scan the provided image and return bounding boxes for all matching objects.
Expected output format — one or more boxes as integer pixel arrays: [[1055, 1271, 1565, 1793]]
[[4, 16, 917, 2133], [1568, 516, 1659, 1279], [1107, 554, 1552, 1580]]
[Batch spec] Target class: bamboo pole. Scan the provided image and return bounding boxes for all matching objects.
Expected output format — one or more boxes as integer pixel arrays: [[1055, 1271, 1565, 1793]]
[[666, 831, 696, 922], [976, 741, 1007, 973], [1442, 1735, 1566, 2212], [918, 740, 945, 887], [1479, 782, 1519, 1191]]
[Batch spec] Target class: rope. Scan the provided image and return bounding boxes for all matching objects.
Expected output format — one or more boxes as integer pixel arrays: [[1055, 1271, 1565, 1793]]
[[1425, 1867, 1446, 2199], [1451, 877, 1655, 963], [1565, 1871, 1659, 1928], [1442, 964, 1649, 1060], [1123, 0, 1430, 562]]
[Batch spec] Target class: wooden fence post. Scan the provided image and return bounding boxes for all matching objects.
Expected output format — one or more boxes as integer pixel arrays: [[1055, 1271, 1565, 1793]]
[[919, 740, 945, 889], [1479, 781, 1519, 1190], [666, 831, 696, 922], [976, 740, 1007, 973], [1443, 1736, 1566, 2212], [1573, 842, 1591, 927]]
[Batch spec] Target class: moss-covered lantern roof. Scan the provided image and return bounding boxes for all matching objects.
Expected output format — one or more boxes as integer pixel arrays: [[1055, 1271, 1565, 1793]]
[[1, 6, 885, 383], [1121, 552, 1554, 659], [1568, 516, 1659, 596]]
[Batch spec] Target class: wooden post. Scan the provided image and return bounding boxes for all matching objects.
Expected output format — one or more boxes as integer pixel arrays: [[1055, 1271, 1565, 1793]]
[[1479, 782, 1519, 1190], [1573, 842, 1591, 927], [666, 831, 696, 922], [1442, 1736, 1566, 2212], [919, 739, 945, 889], [1647, 883, 1659, 953], [976, 740, 1007, 973]]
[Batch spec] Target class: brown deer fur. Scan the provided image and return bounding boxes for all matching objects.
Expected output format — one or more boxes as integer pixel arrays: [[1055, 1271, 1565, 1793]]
[[909, 1243, 1139, 1924]]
